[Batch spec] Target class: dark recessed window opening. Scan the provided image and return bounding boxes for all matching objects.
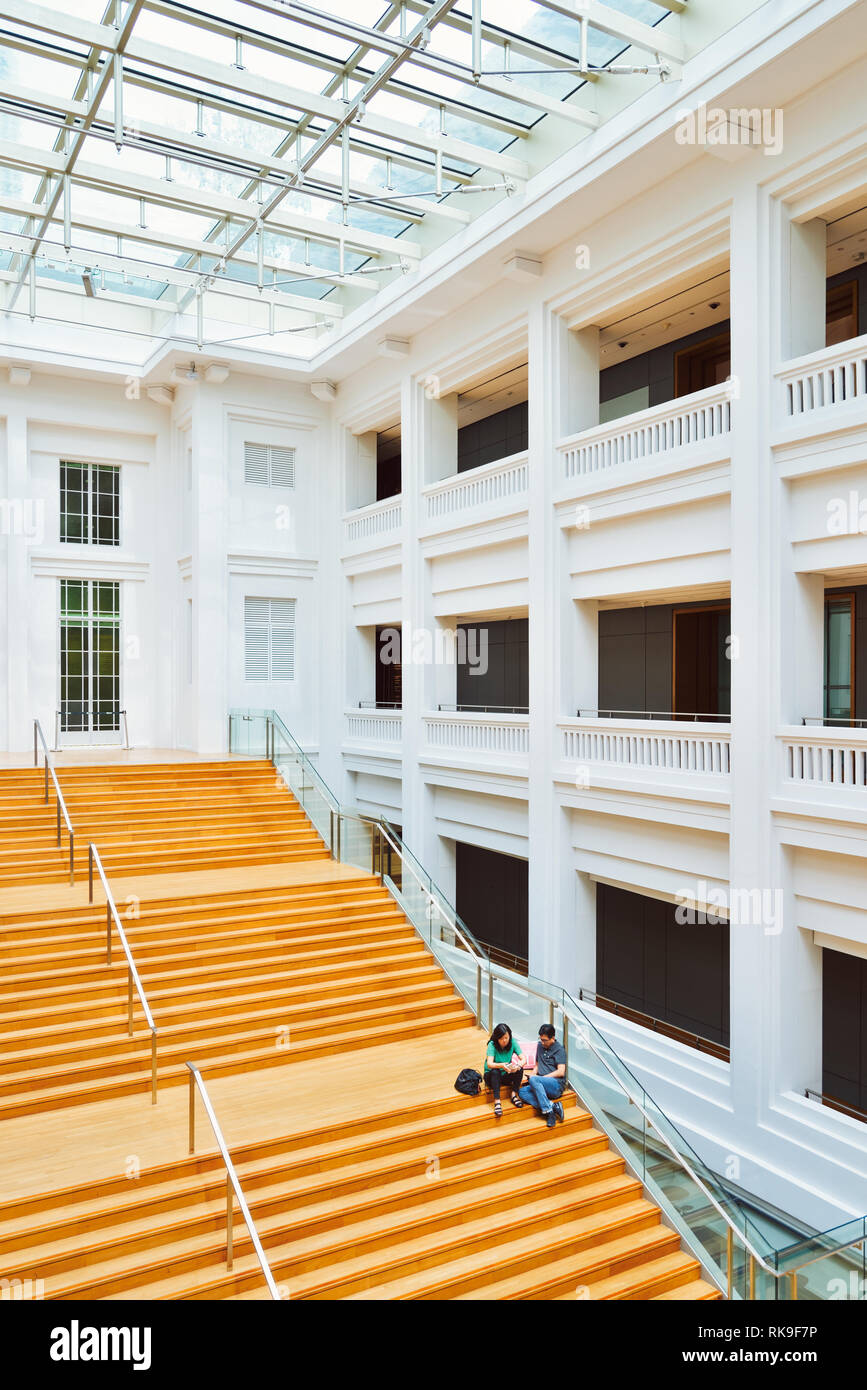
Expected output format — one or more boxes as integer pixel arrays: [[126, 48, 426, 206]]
[[376, 431, 401, 502], [596, 883, 730, 1051], [455, 618, 528, 712], [824, 594, 854, 724], [457, 401, 528, 475], [674, 332, 732, 397], [596, 600, 730, 720], [375, 624, 402, 708], [822, 946, 867, 1117], [673, 605, 731, 719], [456, 842, 528, 972]]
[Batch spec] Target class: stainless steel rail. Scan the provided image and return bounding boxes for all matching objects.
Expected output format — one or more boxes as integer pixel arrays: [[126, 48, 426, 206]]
[[54, 707, 130, 750], [88, 843, 158, 1104], [32, 719, 75, 885], [186, 1062, 281, 1299], [577, 707, 730, 722]]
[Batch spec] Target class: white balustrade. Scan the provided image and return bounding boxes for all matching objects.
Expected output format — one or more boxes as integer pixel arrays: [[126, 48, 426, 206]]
[[781, 728, 867, 789], [556, 383, 732, 481], [423, 452, 528, 523], [423, 713, 529, 757], [777, 334, 867, 419], [343, 496, 402, 546], [560, 718, 731, 775], [344, 709, 403, 745]]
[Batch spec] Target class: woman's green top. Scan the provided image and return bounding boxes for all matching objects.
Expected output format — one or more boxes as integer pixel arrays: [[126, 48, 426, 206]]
[[485, 1036, 522, 1074]]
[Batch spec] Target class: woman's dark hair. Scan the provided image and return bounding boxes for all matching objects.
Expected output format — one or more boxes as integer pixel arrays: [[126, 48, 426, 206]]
[[488, 1023, 512, 1047]]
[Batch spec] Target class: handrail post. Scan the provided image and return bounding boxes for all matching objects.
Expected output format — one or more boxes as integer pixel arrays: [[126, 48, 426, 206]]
[[727, 1226, 733, 1300], [188, 1068, 196, 1154], [69, 829, 74, 887], [226, 1173, 234, 1271]]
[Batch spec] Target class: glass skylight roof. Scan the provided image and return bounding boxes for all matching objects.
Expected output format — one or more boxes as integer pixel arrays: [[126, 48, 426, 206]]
[[0, 0, 687, 362]]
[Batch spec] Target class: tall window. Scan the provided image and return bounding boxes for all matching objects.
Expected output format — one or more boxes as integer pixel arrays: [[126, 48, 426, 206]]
[[244, 442, 296, 488], [244, 598, 295, 681], [825, 594, 854, 723], [60, 579, 121, 734], [60, 462, 120, 545]]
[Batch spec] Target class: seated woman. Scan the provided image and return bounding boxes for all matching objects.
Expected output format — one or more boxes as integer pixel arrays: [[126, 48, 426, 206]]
[[484, 1023, 526, 1118]]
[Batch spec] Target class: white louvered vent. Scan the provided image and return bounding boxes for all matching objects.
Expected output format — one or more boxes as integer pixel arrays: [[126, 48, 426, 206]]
[[244, 442, 296, 488], [245, 597, 296, 681]]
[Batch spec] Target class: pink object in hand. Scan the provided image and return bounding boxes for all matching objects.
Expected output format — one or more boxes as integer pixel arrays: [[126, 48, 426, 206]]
[[521, 1041, 537, 1069]]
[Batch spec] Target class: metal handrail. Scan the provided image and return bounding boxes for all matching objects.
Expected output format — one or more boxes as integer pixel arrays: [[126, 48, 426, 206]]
[[576, 708, 731, 723], [88, 843, 158, 1104], [579, 987, 730, 1062], [32, 719, 75, 885], [801, 716, 867, 729], [436, 703, 529, 715], [186, 1062, 281, 1299], [54, 706, 130, 750]]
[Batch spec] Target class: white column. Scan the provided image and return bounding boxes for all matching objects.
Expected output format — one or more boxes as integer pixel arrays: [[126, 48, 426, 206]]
[[728, 181, 774, 1140], [399, 374, 437, 867], [783, 217, 827, 360], [571, 597, 599, 716], [779, 565, 824, 728], [318, 413, 348, 798], [528, 307, 582, 987], [190, 386, 228, 755], [5, 408, 30, 750]]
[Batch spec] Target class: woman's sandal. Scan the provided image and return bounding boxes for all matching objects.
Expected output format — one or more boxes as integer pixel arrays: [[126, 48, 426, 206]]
[[493, 1100, 503, 1117], [510, 1093, 524, 1108]]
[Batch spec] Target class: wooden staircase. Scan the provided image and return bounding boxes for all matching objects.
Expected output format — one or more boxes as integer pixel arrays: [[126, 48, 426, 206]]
[[0, 761, 326, 887], [0, 1091, 721, 1301], [0, 879, 468, 1120], [0, 755, 723, 1300]]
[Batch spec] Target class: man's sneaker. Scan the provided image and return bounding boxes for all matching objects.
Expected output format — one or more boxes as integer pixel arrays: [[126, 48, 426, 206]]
[[546, 1111, 557, 1128], [553, 1101, 565, 1124]]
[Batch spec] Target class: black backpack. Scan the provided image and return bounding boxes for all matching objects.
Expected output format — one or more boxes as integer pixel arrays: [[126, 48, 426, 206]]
[[454, 1067, 483, 1096]]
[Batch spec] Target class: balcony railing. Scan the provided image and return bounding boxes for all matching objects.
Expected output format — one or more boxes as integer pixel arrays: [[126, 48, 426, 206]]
[[781, 726, 867, 789], [423, 450, 528, 524], [556, 383, 732, 483], [561, 716, 731, 776], [343, 495, 402, 546], [777, 332, 867, 420], [345, 708, 403, 745], [423, 711, 529, 758]]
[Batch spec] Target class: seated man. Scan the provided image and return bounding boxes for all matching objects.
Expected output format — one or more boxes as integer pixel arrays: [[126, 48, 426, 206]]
[[519, 1023, 567, 1128]]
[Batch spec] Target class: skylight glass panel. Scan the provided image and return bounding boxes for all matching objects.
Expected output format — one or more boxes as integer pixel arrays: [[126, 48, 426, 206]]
[[0, 0, 705, 356]]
